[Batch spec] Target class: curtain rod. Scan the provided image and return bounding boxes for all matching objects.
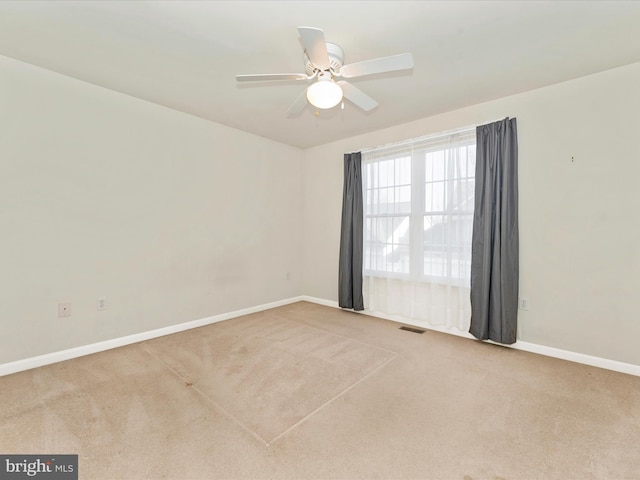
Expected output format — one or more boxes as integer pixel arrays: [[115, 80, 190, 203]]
[[358, 117, 507, 154], [359, 125, 475, 154]]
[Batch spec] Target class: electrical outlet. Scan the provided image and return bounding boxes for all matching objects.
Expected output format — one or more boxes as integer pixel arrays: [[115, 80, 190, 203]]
[[58, 302, 72, 317], [519, 297, 529, 311], [97, 297, 107, 311]]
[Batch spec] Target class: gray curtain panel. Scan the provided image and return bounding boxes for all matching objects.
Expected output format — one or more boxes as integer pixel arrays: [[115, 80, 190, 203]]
[[469, 118, 519, 344], [338, 152, 364, 311]]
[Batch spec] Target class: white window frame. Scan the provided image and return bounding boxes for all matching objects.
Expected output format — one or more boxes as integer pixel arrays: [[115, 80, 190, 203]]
[[362, 127, 476, 286]]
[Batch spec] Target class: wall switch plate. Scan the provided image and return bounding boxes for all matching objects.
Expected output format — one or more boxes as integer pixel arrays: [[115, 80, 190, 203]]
[[519, 297, 529, 311], [58, 302, 72, 317], [97, 297, 107, 311]]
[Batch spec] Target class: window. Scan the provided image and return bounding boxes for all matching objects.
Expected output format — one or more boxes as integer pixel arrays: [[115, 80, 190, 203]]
[[363, 129, 476, 286]]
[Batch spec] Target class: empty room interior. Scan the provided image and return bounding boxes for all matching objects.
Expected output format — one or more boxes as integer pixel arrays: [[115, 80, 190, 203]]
[[1, 1, 640, 479]]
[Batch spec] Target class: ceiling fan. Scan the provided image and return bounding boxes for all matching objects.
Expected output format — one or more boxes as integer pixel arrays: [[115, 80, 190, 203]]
[[235, 27, 414, 117]]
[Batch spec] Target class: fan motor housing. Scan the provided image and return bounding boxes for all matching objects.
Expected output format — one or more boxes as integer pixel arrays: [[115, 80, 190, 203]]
[[304, 42, 344, 75]]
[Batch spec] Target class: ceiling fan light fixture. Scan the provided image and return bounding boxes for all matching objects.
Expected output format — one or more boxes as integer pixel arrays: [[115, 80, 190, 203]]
[[306, 75, 343, 109], [236, 27, 412, 116]]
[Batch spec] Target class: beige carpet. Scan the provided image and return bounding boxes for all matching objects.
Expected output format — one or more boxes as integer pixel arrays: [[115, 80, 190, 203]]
[[1, 301, 639, 479]]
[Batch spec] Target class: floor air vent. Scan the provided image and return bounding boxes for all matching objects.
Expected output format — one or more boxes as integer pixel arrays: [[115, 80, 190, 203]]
[[399, 326, 426, 334]]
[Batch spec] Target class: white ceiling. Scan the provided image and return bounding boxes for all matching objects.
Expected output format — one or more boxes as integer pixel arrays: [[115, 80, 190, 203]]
[[1, 1, 640, 149]]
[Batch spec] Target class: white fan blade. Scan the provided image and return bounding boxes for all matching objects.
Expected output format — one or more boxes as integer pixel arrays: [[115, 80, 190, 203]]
[[286, 88, 309, 118], [298, 27, 330, 69], [337, 81, 378, 112], [338, 53, 414, 79], [236, 73, 308, 82]]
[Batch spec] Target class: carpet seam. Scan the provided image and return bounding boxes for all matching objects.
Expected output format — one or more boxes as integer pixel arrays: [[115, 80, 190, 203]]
[[267, 352, 399, 445], [285, 314, 399, 356], [139, 343, 270, 446]]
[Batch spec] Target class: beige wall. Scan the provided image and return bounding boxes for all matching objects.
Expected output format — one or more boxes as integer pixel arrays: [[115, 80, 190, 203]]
[[0, 56, 303, 363], [3, 52, 639, 368], [302, 62, 640, 366]]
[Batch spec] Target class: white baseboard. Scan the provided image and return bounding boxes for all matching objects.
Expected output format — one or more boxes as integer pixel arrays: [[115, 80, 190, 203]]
[[512, 341, 640, 377], [4, 295, 638, 378], [301, 296, 640, 377], [300, 296, 339, 308], [0, 296, 305, 377]]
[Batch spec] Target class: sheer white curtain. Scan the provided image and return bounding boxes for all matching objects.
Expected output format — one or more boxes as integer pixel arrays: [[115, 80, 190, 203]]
[[362, 128, 476, 332]]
